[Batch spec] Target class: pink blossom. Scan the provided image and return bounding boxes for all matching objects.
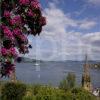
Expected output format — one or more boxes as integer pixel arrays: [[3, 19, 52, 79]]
[[6, 64, 15, 76], [13, 28, 22, 35], [27, 9, 34, 17], [31, 1, 41, 9], [13, 16, 21, 22], [9, 47, 18, 57], [10, 16, 21, 25], [20, 34, 27, 42], [19, 0, 30, 5], [3, 27, 13, 38], [0, 24, 7, 29], [1, 48, 7, 56], [4, 10, 11, 18], [1, 47, 17, 57], [10, 19, 16, 25], [39, 16, 46, 26]]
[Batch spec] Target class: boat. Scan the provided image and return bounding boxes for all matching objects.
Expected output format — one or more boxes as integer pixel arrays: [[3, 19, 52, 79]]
[[34, 62, 40, 66]]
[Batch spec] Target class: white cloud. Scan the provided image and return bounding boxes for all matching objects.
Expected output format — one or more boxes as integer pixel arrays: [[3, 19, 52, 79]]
[[42, 2, 77, 36], [79, 20, 97, 29], [87, 0, 100, 5], [25, 2, 100, 61], [83, 32, 100, 42], [42, 2, 96, 35], [82, 32, 100, 59]]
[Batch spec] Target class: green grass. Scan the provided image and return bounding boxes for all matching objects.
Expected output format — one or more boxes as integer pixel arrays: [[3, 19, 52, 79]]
[[0, 81, 97, 100]]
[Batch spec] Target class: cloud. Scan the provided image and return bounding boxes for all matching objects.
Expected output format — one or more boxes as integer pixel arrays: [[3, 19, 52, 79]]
[[87, 0, 100, 5], [25, 2, 100, 61], [79, 20, 97, 30], [43, 2, 97, 35], [82, 32, 100, 60], [83, 32, 100, 42]]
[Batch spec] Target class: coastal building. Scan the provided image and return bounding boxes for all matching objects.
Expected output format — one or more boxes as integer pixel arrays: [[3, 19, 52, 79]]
[[82, 55, 92, 91]]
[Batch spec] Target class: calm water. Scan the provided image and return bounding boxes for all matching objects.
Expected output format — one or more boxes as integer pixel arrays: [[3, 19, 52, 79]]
[[13, 61, 100, 88], [1, 61, 100, 87]]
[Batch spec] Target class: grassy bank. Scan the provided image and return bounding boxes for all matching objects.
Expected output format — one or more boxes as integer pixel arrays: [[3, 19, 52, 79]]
[[0, 81, 97, 100]]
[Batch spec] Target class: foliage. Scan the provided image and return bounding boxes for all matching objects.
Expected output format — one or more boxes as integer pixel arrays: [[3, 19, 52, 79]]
[[67, 72, 76, 88], [0, 82, 97, 100], [31, 84, 42, 95], [1, 82, 26, 100], [23, 96, 36, 100], [70, 88, 96, 100], [59, 78, 69, 91], [59, 72, 76, 91]]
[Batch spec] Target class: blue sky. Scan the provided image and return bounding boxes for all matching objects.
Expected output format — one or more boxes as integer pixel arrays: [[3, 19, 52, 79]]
[[25, 0, 100, 61]]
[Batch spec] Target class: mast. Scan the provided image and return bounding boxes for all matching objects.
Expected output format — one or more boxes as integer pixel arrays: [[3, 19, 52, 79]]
[[84, 54, 89, 75]]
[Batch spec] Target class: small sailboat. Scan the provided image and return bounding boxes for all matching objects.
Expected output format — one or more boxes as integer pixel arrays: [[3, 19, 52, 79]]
[[34, 62, 40, 66], [33, 57, 40, 71], [33, 53, 40, 66]]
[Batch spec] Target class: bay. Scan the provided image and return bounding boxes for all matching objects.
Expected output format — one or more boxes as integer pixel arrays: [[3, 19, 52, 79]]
[[14, 61, 100, 88]]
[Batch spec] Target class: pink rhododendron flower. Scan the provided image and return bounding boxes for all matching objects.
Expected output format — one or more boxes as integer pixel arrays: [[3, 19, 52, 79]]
[[10, 16, 21, 25], [19, 0, 30, 5], [10, 19, 16, 25], [20, 34, 27, 42], [39, 16, 46, 26], [1, 24, 7, 29], [14, 16, 21, 22], [13, 28, 22, 35], [27, 9, 34, 16], [19, 44, 28, 54], [5, 63, 15, 76], [4, 10, 11, 18], [31, 1, 41, 9], [3, 27, 13, 38], [1, 48, 8, 56], [9, 47, 18, 57], [1, 47, 17, 57]]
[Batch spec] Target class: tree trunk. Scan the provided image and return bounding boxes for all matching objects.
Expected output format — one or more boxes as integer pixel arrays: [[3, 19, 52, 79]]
[[10, 68, 17, 82]]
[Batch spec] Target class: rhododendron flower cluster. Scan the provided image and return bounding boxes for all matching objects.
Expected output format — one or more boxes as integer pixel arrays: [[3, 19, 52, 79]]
[[19, 0, 30, 5], [0, 62, 15, 78], [10, 16, 22, 26], [27, 9, 35, 17], [39, 17, 46, 26], [1, 48, 7, 56], [3, 26, 13, 39], [1, 47, 17, 57], [13, 28, 22, 35], [31, 0, 41, 9], [0, 0, 46, 78], [4, 10, 11, 18]]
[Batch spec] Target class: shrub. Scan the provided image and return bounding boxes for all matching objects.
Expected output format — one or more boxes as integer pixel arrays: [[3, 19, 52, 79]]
[[31, 84, 42, 95], [70, 88, 96, 100], [1, 82, 26, 100], [67, 72, 76, 89], [59, 78, 69, 91], [59, 72, 76, 91], [23, 96, 36, 100], [36, 86, 56, 100]]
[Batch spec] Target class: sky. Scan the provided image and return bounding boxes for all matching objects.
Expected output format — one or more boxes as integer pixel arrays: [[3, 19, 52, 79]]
[[25, 0, 100, 61]]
